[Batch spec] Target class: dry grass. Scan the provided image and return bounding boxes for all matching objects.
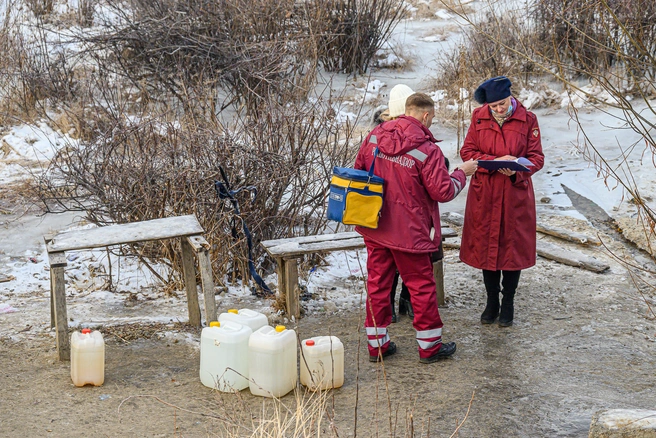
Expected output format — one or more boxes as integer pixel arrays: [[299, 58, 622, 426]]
[[404, 0, 475, 20], [103, 322, 198, 343]]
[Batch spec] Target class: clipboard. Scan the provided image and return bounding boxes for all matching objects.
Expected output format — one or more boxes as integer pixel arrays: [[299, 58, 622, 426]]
[[477, 157, 534, 172]]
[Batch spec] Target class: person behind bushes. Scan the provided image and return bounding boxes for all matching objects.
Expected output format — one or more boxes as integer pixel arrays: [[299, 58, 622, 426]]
[[355, 92, 478, 363], [459, 76, 545, 327], [374, 84, 452, 323]]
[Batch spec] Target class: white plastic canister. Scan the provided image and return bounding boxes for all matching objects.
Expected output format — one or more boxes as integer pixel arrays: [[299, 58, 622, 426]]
[[71, 328, 105, 387], [199, 321, 253, 391], [248, 325, 297, 397], [300, 336, 344, 390], [218, 309, 268, 333]]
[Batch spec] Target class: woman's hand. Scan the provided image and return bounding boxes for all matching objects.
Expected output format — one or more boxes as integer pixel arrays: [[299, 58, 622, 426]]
[[495, 155, 516, 176]]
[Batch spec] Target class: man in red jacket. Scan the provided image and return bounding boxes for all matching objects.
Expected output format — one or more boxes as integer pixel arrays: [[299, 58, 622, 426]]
[[355, 93, 477, 363]]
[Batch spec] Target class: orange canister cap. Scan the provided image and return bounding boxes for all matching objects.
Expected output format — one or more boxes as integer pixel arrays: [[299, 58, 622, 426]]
[[209, 321, 220, 327], [306, 340, 315, 346], [228, 309, 238, 314], [81, 328, 91, 334], [275, 325, 286, 332]]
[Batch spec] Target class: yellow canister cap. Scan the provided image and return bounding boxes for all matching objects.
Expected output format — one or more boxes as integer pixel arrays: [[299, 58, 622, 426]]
[[275, 325, 286, 332], [209, 321, 220, 327], [228, 309, 238, 314]]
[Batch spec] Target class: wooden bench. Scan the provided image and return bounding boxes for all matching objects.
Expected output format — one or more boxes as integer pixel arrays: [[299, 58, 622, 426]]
[[260, 228, 457, 318], [44, 215, 215, 361]]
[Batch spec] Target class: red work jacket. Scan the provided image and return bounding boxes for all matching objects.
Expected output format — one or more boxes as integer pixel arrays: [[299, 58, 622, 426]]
[[354, 116, 467, 253], [459, 100, 545, 271]]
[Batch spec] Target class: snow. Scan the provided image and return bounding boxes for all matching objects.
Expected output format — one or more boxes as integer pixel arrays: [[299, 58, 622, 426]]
[[361, 79, 386, 102], [1, 0, 654, 340], [435, 9, 452, 20]]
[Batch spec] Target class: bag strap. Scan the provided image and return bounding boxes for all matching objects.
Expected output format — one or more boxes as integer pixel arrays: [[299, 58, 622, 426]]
[[367, 147, 379, 180]]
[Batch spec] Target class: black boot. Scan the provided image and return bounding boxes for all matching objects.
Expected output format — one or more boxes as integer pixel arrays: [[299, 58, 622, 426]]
[[399, 297, 414, 318], [498, 270, 521, 327], [481, 270, 501, 324], [391, 298, 398, 323], [480, 290, 500, 324], [498, 291, 514, 327]]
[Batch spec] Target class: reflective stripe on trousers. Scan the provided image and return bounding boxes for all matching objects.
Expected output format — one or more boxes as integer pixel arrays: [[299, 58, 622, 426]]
[[416, 327, 442, 350], [366, 326, 390, 348]]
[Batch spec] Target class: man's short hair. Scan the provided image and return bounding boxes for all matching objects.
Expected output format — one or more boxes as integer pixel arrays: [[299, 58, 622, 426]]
[[405, 93, 435, 113]]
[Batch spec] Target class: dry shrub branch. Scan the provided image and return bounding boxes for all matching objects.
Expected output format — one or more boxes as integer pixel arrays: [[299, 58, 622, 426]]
[[35, 86, 356, 290]]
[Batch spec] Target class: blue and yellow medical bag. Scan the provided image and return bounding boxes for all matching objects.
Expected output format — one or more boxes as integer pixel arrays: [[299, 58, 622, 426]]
[[327, 149, 384, 229]]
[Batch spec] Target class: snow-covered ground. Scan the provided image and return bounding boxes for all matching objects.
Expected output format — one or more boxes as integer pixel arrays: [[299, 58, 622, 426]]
[[1, 1, 654, 340]]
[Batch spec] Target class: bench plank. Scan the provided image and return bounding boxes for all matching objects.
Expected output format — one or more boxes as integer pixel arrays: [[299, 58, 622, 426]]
[[46, 215, 204, 253], [261, 227, 457, 258], [261, 231, 361, 248]]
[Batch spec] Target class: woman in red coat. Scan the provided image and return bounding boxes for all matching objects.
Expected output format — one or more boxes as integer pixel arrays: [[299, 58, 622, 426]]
[[459, 76, 544, 327]]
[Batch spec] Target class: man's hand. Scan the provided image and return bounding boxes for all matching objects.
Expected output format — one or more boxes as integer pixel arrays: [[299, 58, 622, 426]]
[[458, 159, 478, 176], [495, 155, 517, 161]]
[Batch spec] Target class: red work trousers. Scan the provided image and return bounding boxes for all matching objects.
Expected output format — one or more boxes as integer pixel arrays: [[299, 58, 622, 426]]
[[364, 240, 444, 359]]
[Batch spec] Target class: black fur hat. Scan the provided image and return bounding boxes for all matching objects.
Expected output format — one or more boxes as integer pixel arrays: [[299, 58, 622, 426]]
[[474, 76, 512, 104]]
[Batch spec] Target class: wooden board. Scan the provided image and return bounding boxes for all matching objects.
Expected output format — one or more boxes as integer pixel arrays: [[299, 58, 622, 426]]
[[261, 227, 457, 258], [536, 241, 610, 273], [0, 274, 15, 283], [537, 223, 600, 246], [46, 215, 204, 253], [439, 239, 609, 273]]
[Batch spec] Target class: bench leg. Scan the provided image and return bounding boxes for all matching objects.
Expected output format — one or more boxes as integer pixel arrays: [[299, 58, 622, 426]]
[[50, 274, 55, 329], [197, 248, 216, 324], [274, 257, 285, 296], [51, 265, 70, 361], [181, 238, 202, 327], [433, 259, 445, 307], [283, 258, 300, 320]]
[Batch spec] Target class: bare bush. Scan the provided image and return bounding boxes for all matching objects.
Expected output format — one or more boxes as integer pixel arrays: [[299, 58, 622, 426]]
[[437, 0, 656, 94], [432, 5, 541, 102], [84, 0, 317, 116], [308, 0, 405, 75], [532, 0, 656, 83], [35, 90, 356, 290], [26, 0, 53, 17], [7, 0, 403, 293], [0, 9, 83, 124]]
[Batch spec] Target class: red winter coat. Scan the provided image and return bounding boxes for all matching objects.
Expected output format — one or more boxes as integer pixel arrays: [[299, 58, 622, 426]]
[[459, 100, 545, 271], [354, 116, 467, 253]]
